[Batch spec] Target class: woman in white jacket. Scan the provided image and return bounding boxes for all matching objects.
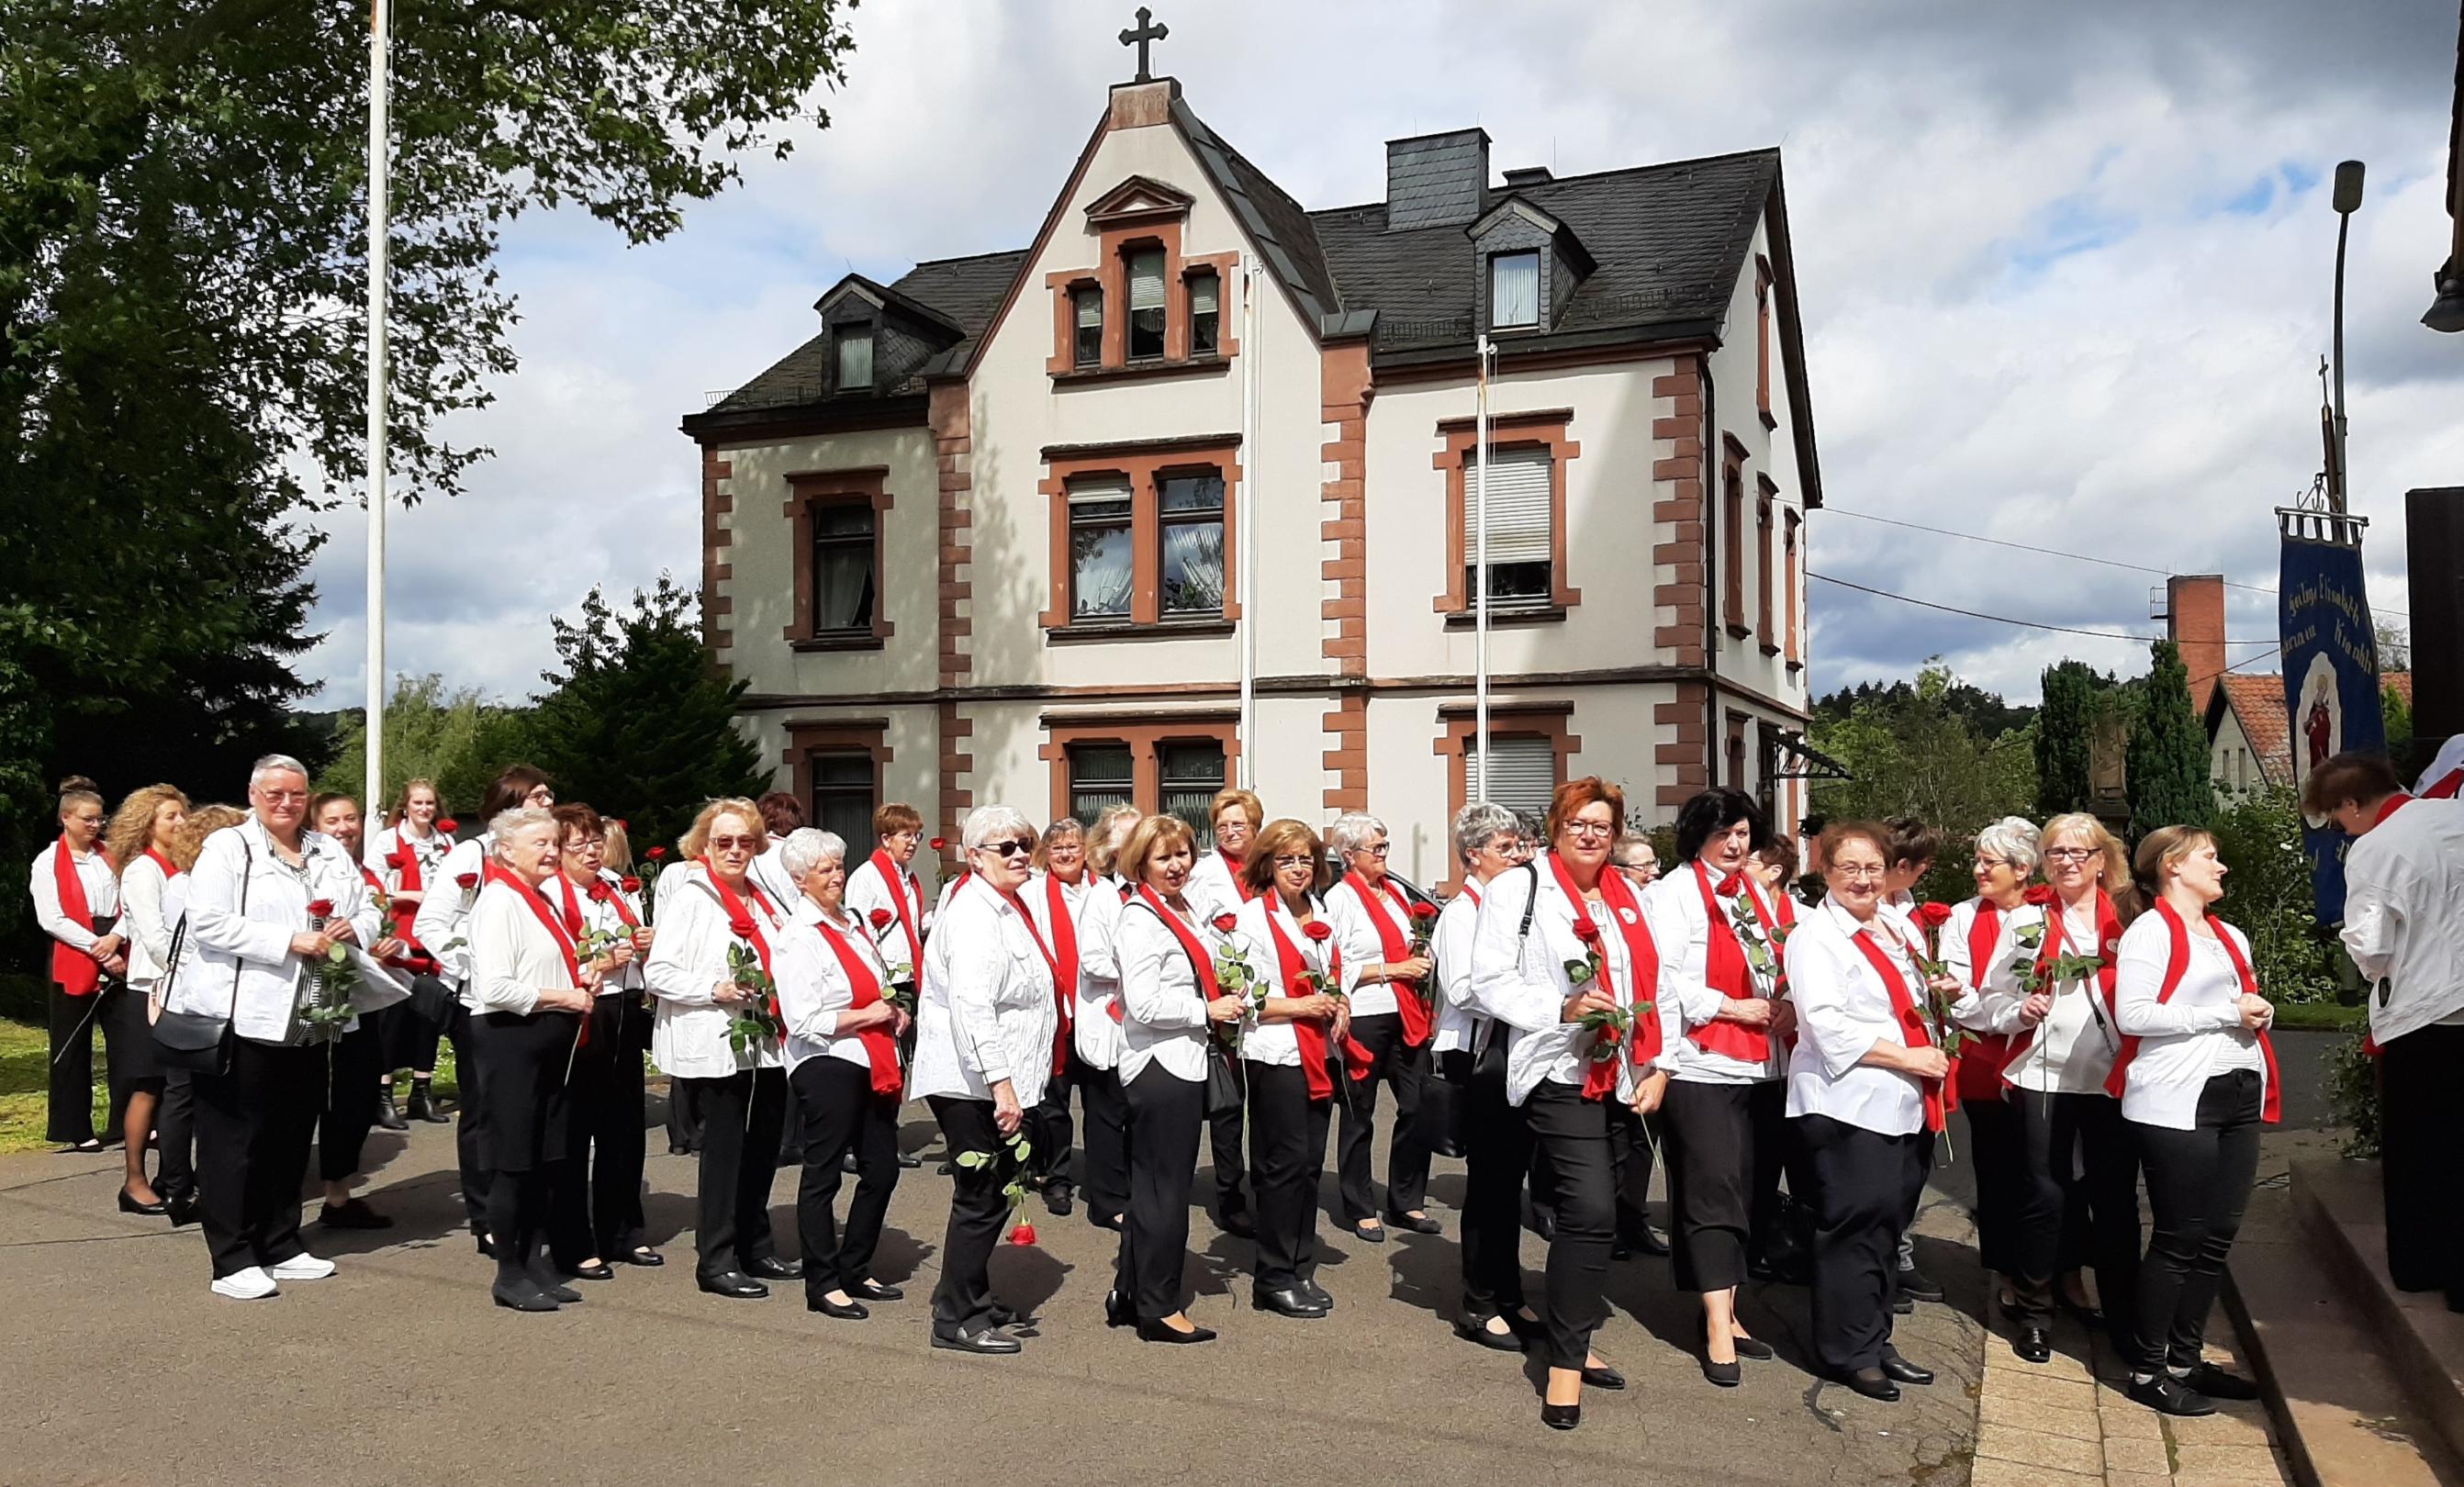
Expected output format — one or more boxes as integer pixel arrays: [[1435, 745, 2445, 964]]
[[1024, 817, 1124, 1225], [169, 755, 403, 1301], [102, 782, 189, 1213], [645, 798, 798, 1301], [911, 804, 1061, 1355], [1067, 804, 1141, 1232]]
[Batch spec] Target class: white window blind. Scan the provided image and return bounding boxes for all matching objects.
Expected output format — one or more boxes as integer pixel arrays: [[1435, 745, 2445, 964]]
[[1068, 474, 1132, 505], [1466, 447, 1551, 565], [1075, 291, 1103, 329], [1190, 274, 1218, 316], [1128, 250, 1167, 309], [1468, 733, 1557, 818]]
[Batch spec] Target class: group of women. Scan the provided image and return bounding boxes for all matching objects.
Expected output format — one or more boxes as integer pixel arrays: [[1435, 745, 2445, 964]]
[[29, 760, 2281, 1430]]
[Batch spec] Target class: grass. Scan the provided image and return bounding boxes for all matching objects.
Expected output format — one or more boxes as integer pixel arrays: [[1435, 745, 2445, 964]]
[[2272, 1000, 2367, 1032]]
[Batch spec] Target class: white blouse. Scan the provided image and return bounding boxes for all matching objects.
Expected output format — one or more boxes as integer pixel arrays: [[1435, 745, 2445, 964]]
[[846, 854, 931, 972], [1114, 892, 1226, 1085], [910, 876, 1058, 1106], [409, 834, 493, 987], [1227, 892, 1354, 1068], [2111, 911, 2268, 1131], [644, 864, 792, 1079], [1464, 858, 1652, 1108], [364, 822, 450, 896], [1644, 865, 1785, 1086], [466, 878, 581, 1016], [1024, 872, 1126, 1071], [1182, 847, 1250, 925], [779, 898, 897, 1077], [119, 854, 179, 994], [555, 871, 644, 995], [1326, 874, 1417, 1021], [1997, 896, 2121, 1095], [1783, 899, 1956, 1137], [1938, 896, 2044, 1029], [1429, 884, 1486, 1055], [28, 841, 119, 955], [166, 815, 404, 1045]]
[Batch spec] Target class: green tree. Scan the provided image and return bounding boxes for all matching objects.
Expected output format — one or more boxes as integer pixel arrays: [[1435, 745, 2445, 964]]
[[2126, 640, 2212, 841], [1811, 659, 2039, 846], [527, 577, 771, 855], [2206, 783, 2337, 1005], [318, 676, 538, 815], [2034, 660, 2113, 817]]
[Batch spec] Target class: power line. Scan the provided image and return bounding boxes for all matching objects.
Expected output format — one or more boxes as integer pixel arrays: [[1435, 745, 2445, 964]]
[[1808, 571, 2280, 645]]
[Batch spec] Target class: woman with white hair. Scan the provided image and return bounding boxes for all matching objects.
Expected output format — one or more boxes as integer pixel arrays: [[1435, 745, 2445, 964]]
[[646, 798, 800, 1301], [777, 826, 909, 1321], [1024, 817, 1125, 1224], [1439, 799, 1537, 1349], [169, 755, 403, 1300], [911, 803, 1060, 1355], [1324, 810, 1438, 1242]]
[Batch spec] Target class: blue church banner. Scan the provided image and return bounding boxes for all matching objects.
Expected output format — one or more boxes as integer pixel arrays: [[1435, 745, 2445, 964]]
[[2278, 509, 2385, 922]]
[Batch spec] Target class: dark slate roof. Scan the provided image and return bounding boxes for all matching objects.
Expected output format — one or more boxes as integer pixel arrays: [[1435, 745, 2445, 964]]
[[1170, 99, 1342, 328]]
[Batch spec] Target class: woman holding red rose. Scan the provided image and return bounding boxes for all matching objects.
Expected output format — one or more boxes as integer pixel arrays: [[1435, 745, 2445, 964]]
[[1324, 811, 1439, 1243], [547, 804, 656, 1275], [366, 777, 452, 1126], [1465, 777, 1667, 1430], [1226, 818, 1352, 1320]]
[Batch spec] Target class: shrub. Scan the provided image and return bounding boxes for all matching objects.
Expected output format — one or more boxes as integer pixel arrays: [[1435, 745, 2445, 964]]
[[2208, 784, 2338, 1004], [2324, 1030, 2380, 1158]]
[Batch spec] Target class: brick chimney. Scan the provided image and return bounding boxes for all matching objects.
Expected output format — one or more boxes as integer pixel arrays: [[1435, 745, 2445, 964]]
[[1384, 128, 1490, 229], [2167, 575, 2227, 717]]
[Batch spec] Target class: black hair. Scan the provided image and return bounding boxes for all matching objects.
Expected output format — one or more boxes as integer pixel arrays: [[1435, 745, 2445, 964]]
[[1674, 787, 1769, 863]]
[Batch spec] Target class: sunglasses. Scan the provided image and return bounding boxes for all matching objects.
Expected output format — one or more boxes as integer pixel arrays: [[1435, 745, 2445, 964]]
[[708, 834, 760, 850], [977, 838, 1035, 858]]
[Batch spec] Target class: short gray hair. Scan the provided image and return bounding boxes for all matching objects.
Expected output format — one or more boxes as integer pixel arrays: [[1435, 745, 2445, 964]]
[[962, 803, 1034, 852], [1451, 802, 1518, 865], [1326, 811, 1386, 860], [249, 754, 309, 788], [779, 826, 846, 880], [1612, 836, 1658, 868], [487, 805, 557, 848], [1975, 816, 2043, 876]]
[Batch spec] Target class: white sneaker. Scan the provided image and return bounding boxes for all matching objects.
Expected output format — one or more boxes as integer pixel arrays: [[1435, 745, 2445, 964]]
[[267, 1252, 336, 1281], [210, 1267, 279, 1300]]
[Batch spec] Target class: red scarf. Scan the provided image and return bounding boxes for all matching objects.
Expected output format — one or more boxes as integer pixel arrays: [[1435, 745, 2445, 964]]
[[554, 872, 588, 936], [1689, 860, 1771, 1065], [1134, 884, 1224, 1002], [868, 850, 923, 970], [482, 860, 584, 1003], [1954, 900, 2019, 1102], [1846, 922, 1945, 1133], [812, 915, 902, 1098], [142, 846, 179, 881], [704, 866, 776, 978], [1217, 848, 1256, 902], [50, 837, 105, 996], [1042, 873, 1087, 1055], [1262, 902, 1362, 1099], [1000, 885, 1068, 1077], [2104, 901, 2280, 1123], [2038, 888, 2122, 1017], [2373, 793, 2414, 824], [1339, 870, 1430, 1046], [385, 831, 429, 941], [2425, 772, 2461, 800], [1773, 889, 1798, 928], [1546, 854, 1663, 1100]]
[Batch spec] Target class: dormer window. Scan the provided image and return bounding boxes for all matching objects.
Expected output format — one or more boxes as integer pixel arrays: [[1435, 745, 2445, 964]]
[[1490, 252, 1540, 330], [835, 329, 873, 390], [1126, 247, 1167, 360], [1189, 269, 1220, 355]]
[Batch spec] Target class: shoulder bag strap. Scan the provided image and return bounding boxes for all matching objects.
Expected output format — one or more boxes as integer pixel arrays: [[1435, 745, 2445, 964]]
[[226, 835, 252, 1020]]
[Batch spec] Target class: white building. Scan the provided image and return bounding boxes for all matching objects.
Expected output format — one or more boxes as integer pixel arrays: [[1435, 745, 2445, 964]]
[[682, 68, 1823, 891]]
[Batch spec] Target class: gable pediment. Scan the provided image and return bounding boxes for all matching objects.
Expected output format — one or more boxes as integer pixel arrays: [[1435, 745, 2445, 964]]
[[1084, 173, 1197, 226]]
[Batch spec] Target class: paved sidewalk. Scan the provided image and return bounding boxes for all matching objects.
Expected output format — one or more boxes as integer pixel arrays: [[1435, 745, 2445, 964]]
[[1973, 1313, 2290, 1487]]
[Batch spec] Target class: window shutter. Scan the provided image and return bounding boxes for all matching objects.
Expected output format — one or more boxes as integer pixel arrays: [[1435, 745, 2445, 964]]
[[1465, 447, 1551, 565], [1467, 733, 1558, 818], [1191, 274, 1218, 316], [1068, 474, 1132, 508], [1128, 251, 1167, 310]]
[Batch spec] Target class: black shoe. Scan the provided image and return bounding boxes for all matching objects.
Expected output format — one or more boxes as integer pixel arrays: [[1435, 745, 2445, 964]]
[[165, 1191, 201, 1228], [1836, 1367, 1899, 1403], [852, 1279, 903, 1302], [1104, 1291, 1137, 1329], [530, 1278, 583, 1304], [2180, 1363, 2260, 1402], [1891, 1292, 1914, 1315], [1531, 1212, 1558, 1242], [1087, 1208, 1124, 1232], [1253, 1286, 1329, 1318], [475, 1232, 496, 1258], [1731, 1334, 1776, 1362], [1630, 1224, 1671, 1258], [1349, 1220, 1387, 1244], [841, 1150, 860, 1175], [668, 1143, 694, 1157], [897, 1151, 922, 1168], [492, 1280, 559, 1313], [1580, 1361, 1625, 1391], [566, 1262, 615, 1281], [1879, 1348, 1933, 1386], [317, 1198, 393, 1230], [2127, 1373, 2216, 1417], [1219, 1211, 1256, 1239], [1136, 1317, 1217, 1345], [1385, 1210, 1441, 1235], [807, 1292, 868, 1321], [935, 1159, 956, 1175], [374, 1092, 408, 1131], [2058, 1292, 2107, 1328], [1540, 1401, 1582, 1430], [932, 1325, 1022, 1356], [118, 1190, 167, 1217], [1898, 1266, 1944, 1303], [2013, 1326, 2053, 1364], [1701, 1356, 1742, 1388], [618, 1247, 665, 1268], [746, 1256, 803, 1280], [1457, 1315, 1524, 1351], [1045, 1185, 1074, 1218], [698, 1271, 769, 1300], [1301, 1279, 1333, 1310], [407, 1086, 451, 1124]]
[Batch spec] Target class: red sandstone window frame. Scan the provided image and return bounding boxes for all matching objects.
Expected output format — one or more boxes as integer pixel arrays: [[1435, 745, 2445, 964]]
[[1431, 409, 1583, 618], [1432, 703, 1581, 893], [1043, 209, 1239, 378], [781, 718, 890, 827], [1721, 439, 1749, 639], [1039, 440, 1243, 633], [1038, 714, 1242, 830], [782, 465, 895, 650], [1756, 475, 1778, 655]]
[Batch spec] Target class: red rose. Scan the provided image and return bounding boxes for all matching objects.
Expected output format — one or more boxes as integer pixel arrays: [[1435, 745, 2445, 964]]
[[1007, 1223, 1036, 1247], [868, 908, 893, 929], [2022, 885, 2057, 906], [1716, 871, 1744, 896], [436, 818, 458, 833], [621, 877, 642, 894], [1408, 902, 1439, 922], [729, 915, 757, 939], [587, 879, 610, 901], [1571, 915, 1601, 945], [306, 898, 335, 918], [928, 837, 946, 851], [645, 846, 668, 861], [456, 872, 478, 889], [1303, 921, 1334, 943], [1211, 912, 1238, 934], [1915, 902, 1954, 929]]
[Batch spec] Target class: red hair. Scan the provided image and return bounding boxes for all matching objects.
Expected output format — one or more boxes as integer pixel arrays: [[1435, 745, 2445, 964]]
[[1544, 776, 1625, 844]]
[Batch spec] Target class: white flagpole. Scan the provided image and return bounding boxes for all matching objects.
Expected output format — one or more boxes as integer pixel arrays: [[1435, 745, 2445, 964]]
[[1237, 255, 1258, 788], [1473, 333, 1491, 803], [363, 0, 390, 813]]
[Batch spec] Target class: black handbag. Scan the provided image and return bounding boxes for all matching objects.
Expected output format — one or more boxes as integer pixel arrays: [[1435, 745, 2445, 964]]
[[151, 837, 251, 1076], [1416, 1047, 1470, 1157], [1203, 1042, 1246, 1117]]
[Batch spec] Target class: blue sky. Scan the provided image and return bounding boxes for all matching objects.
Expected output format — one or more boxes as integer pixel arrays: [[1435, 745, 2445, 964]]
[[295, 0, 2463, 709]]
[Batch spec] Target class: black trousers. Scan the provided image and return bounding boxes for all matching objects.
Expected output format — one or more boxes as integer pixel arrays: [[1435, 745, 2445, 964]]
[[1117, 1063, 1205, 1322], [476, 1006, 576, 1295], [790, 1057, 901, 1294], [1459, 1037, 1533, 1324], [1606, 1102, 1662, 1248], [1745, 1079, 1792, 1259], [2133, 1069, 2264, 1374], [1962, 1094, 2027, 1279], [1207, 1066, 1249, 1220], [1800, 1113, 1931, 1374], [687, 1068, 787, 1280], [444, 1001, 491, 1232], [381, 989, 443, 1073], [317, 1019, 386, 1183], [1029, 1056, 1074, 1191], [929, 1094, 1021, 1333], [1524, 1080, 1616, 1371], [46, 982, 127, 1144], [157, 1070, 197, 1201], [554, 996, 649, 1261], [1072, 1055, 1129, 1224], [2380, 1023, 2464, 1303], [1246, 1058, 1334, 1291], [666, 1071, 707, 1155], [1661, 1079, 1756, 1292], [191, 1040, 327, 1279], [2009, 1090, 2140, 1337], [1335, 1011, 1429, 1223]]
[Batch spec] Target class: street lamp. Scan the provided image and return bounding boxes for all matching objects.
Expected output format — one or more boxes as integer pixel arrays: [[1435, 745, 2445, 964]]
[[2329, 160, 2364, 513]]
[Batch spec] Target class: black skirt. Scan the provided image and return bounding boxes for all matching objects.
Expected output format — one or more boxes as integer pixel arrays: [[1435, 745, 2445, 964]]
[[473, 1010, 580, 1172]]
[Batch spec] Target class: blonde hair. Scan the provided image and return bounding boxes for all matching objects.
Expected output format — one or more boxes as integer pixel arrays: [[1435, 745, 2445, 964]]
[[168, 805, 246, 875], [2132, 825, 2218, 904], [1085, 803, 1144, 874], [2042, 811, 2141, 920], [679, 798, 765, 860], [602, 819, 634, 873], [106, 785, 191, 876], [1116, 814, 1196, 888]]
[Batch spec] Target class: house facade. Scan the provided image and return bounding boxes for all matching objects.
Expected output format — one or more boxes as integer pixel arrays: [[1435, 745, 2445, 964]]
[[681, 72, 1822, 890]]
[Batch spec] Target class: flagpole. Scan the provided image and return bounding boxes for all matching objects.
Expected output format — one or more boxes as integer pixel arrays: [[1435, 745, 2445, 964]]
[[1473, 333, 1491, 803], [1237, 255, 1258, 788], [363, 0, 390, 812]]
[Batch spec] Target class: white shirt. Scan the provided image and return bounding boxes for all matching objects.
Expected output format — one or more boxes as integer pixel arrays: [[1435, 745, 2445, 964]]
[[2342, 799, 2464, 1045], [29, 841, 119, 956], [910, 875, 1058, 1106], [364, 822, 451, 896], [1783, 898, 1946, 1137], [409, 834, 494, 986], [2111, 911, 2268, 1131], [1183, 847, 1250, 924], [1999, 896, 2122, 1095], [1938, 896, 2044, 1033], [1114, 891, 1226, 1085], [119, 854, 179, 993], [553, 870, 643, 996], [1227, 892, 1356, 1067], [2416, 735, 2464, 799], [779, 898, 896, 1077], [466, 877, 580, 1016], [1464, 858, 1651, 1108], [1025, 872, 1126, 1069], [644, 864, 792, 1079], [1644, 865, 1785, 1085], [165, 815, 404, 1045], [1326, 874, 1417, 1021], [846, 852, 930, 979], [1430, 884, 1486, 1055]]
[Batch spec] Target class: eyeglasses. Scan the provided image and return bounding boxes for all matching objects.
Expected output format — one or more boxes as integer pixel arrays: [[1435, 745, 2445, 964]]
[[977, 838, 1035, 858], [1832, 864, 1887, 879], [525, 788, 555, 806], [2044, 847, 2096, 863], [1271, 854, 1316, 869], [1353, 844, 1390, 857], [708, 834, 760, 850], [258, 789, 309, 804], [1562, 821, 1617, 840]]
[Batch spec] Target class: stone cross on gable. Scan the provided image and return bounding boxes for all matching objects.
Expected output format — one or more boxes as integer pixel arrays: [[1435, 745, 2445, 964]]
[[1119, 6, 1168, 82]]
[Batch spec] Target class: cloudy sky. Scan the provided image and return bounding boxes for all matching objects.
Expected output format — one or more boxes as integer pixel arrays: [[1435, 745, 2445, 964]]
[[297, 0, 2464, 709]]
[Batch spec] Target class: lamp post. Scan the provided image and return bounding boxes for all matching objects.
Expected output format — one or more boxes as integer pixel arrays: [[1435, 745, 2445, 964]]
[[2327, 161, 2364, 513]]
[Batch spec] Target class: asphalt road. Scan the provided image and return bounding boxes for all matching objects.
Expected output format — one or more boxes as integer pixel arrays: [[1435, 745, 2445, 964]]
[[0, 1100, 1986, 1487]]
